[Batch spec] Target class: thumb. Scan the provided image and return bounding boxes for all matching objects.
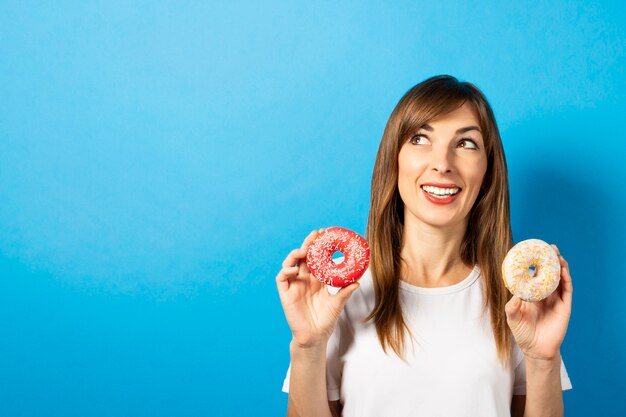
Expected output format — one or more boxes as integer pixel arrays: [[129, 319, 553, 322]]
[[505, 296, 523, 325], [335, 282, 360, 305]]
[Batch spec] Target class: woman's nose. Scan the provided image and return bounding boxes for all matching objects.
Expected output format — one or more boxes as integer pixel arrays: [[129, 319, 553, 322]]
[[431, 146, 453, 173]]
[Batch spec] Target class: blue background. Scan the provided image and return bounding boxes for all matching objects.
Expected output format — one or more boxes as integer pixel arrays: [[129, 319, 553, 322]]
[[1, 1, 624, 416]]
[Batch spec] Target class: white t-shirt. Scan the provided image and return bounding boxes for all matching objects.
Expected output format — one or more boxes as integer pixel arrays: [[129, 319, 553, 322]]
[[282, 265, 572, 416]]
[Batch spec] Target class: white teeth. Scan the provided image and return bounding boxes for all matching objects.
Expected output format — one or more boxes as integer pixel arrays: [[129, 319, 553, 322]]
[[422, 185, 460, 196]]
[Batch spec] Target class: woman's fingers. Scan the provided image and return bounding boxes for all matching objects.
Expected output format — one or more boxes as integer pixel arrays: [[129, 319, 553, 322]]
[[277, 248, 308, 293], [298, 229, 321, 284], [298, 259, 311, 276], [336, 282, 360, 304], [505, 295, 523, 326], [282, 248, 306, 269], [276, 265, 298, 293], [277, 230, 323, 293], [550, 243, 573, 306], [301, 230, 320, 250], [558, 255, 573, 306]]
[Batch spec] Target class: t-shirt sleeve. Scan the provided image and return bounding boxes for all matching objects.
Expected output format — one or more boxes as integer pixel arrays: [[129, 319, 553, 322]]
[[282, 290, 345, 401], [513, 352, 573, 395], [281, 363, 291, 394]]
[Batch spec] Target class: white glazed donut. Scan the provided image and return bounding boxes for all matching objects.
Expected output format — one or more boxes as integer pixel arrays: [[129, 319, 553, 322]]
[[502, 239, 561, 302]]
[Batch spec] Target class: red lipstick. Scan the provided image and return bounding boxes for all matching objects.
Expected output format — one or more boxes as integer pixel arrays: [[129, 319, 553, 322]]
[[422, 189, 460, 204]]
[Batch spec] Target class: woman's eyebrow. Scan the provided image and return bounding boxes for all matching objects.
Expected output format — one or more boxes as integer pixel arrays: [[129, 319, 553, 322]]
[[419, 124, 481, 134], [456, 126, 481, 134]]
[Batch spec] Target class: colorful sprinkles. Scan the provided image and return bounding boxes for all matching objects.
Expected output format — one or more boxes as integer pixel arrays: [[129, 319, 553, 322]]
[[502, 239, 561, 302], [306, 226, 370, 288]]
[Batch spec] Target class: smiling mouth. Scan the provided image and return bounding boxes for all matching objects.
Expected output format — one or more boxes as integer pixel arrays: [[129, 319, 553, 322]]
[[421, 185, 461, 198]]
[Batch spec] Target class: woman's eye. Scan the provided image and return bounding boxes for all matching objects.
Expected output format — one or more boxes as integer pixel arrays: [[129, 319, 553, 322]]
[[410, 134, 430, 145], [458, 139, 478, 150]]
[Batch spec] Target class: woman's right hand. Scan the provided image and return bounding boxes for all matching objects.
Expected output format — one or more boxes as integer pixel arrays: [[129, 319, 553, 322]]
[[276, 229, 361, 349]]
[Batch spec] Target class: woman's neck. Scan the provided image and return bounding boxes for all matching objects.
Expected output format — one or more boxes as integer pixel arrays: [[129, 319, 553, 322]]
[[399, 218, 473, 288]]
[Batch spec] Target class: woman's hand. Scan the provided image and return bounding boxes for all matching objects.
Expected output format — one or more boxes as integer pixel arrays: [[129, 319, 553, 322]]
[[276, 229, 360, 349], [505, 244, 573, 361]]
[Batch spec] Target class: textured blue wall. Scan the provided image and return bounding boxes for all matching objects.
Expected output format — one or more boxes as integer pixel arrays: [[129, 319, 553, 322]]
[[1, 1, 624, 416]]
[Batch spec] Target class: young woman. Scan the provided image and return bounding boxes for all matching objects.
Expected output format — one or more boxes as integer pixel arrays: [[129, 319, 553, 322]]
[[276, 75, 573, 417]]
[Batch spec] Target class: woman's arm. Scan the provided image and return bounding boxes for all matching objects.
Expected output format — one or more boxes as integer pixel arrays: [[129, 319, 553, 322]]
[[286, 342, 333, 417], [522, 355, 564, 417], [277, 230, 358, 417], [505, 245, 572, 417]]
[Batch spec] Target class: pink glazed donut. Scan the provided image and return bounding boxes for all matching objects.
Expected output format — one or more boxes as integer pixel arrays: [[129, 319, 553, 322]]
[[306, 227, 370, 288], [502, 239, 561, 302]]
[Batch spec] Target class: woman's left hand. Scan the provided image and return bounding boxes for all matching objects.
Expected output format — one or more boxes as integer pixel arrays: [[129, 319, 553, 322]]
[[505, 244, 573, 361]]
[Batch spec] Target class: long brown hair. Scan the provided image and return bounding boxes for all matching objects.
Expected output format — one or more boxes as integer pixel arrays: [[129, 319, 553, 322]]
[[365, 75, 514, 365]]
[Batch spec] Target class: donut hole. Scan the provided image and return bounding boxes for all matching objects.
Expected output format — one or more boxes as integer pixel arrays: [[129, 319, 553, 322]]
[[331, 251, 345, 264], [528, 265, 537, 277]]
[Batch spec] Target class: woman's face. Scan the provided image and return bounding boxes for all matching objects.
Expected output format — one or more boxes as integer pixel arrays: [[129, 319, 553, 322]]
[[397, 102, 488, 230]]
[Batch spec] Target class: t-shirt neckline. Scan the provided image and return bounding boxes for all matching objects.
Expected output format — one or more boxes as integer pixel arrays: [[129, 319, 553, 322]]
[[399, 264, 480, 295]]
